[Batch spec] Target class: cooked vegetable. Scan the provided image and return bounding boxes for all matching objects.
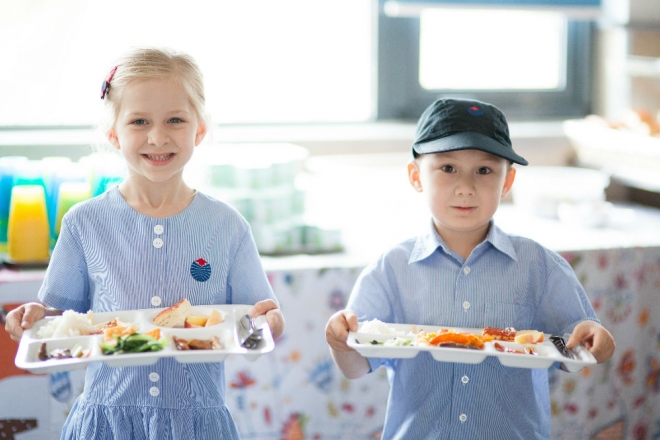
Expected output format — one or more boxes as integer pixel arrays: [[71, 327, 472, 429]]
[[100, 333, 168, 355]]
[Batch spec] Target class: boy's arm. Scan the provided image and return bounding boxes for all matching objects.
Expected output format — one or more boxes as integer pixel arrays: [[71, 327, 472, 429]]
[[566, 320, 616, 364], [326, 310, 371, 379]]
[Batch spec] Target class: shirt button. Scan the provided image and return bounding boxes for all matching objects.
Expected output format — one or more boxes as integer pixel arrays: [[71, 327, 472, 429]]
[[153, 238, 163, 248], [461, 375, 469, 384], [149, 372, 160, 382], [462, 301, 471, 311], [459, 413, 467, 423], [463, 266, 471, 275], [154, 225, 164, 235], [149, 386, 160, 397], [151, 296, 162, 307]]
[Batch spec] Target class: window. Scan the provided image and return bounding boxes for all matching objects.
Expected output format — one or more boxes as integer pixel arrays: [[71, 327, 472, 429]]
[[419, 10, 566, 91], [377, 4, 594, 120], [0, 0, 593, 128]]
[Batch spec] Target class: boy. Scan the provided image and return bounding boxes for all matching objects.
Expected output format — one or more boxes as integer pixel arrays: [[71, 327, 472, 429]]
[[325, 98, 615, 440]]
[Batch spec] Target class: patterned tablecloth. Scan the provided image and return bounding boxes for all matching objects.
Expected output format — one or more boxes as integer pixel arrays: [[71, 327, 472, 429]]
[[1, 204, 660, 439]]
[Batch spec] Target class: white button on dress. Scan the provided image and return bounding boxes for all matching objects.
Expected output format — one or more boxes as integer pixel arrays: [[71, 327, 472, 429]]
[[151, 296, 162, 307], [149, 386, 160, 397], [463, 266, 471, 275], [461, 375, 469, 384], [462, 301, 471, 311], [459, 413, 467, 423], [153, 238, 164, 248], [149, 372, 160, 382], [154, 225, 164, 235]]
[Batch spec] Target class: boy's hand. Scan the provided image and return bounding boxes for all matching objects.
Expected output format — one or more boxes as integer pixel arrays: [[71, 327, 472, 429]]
[[325, 309, 359, 352], [566, 320, 616, 364], [326, 309, 370, 379], [4, 302, 46, 342], [249, 299, 285, 340]]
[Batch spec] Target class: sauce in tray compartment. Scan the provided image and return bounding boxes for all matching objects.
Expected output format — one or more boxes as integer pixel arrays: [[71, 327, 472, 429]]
[[38, 342, 91, 361], [173, 336, 222, 350]]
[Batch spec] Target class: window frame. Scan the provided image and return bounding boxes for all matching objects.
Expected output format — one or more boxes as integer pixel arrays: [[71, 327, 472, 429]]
[[376, 2, 595, 121]]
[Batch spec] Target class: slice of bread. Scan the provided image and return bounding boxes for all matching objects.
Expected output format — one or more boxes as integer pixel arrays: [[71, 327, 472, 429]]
[[153, 298, 192, 328], [205, 309, 225, 327]]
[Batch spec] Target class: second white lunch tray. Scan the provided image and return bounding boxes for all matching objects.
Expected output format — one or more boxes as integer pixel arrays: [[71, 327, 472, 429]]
[[347, 322, 596, 372]]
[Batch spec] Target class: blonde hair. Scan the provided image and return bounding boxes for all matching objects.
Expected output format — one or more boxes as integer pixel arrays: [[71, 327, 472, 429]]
[[99, 47, 210, 139]]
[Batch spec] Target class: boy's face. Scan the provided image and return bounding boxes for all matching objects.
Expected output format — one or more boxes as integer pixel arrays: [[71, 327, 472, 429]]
[[408, 149, 516, 242]]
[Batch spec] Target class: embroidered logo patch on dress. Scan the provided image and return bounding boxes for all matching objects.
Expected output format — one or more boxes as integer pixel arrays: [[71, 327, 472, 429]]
[[190, 258, 211, 282], [467, 105, 484, 116]]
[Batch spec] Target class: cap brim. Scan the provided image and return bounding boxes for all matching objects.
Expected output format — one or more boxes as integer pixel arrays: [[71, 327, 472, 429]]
[[413, 132, 528, 166]]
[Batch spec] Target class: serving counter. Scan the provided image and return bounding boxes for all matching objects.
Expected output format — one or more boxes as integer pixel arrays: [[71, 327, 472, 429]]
[[1, 203, 660, 439]]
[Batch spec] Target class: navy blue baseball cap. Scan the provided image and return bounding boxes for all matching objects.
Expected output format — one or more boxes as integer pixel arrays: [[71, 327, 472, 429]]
[[412, 98, 528, 166]]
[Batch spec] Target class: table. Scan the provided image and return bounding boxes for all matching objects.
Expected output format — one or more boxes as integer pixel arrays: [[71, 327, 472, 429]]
[[2, 204, 660, 439]]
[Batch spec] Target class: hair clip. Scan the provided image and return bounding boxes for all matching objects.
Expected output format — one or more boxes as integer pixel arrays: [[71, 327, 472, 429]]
[[100, 66, 118, 99]]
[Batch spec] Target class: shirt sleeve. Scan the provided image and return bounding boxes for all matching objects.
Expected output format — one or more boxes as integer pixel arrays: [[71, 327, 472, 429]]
[[38, 214, 90, 312], [532, 250, 599, 335], [225, 225, 278, 307], [346, 256, 398, 372]]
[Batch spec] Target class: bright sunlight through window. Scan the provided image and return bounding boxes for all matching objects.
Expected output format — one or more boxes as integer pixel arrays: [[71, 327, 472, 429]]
[[419, 9, 566, 91], [0, 0, 373, 127]]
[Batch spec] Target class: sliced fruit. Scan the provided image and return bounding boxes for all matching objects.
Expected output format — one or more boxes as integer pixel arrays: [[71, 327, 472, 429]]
[[185, 315, 208, 327], [205, 309, 225, 327], [514, 330, 544, 344]]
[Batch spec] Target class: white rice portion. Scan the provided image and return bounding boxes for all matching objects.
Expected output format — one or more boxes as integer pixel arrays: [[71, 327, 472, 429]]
[[36, 310, 97, 339], [359, 318, 406, 336]]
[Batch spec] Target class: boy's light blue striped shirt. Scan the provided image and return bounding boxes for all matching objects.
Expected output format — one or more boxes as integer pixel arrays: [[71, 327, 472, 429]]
[[347, 219, 598, 440]]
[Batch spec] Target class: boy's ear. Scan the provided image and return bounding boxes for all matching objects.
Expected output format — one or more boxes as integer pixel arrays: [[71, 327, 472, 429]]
[[107, 129, 120, 150], [501, 167, 516, 198], [195, 123, 207, 146], [408, 160, 423, 192]]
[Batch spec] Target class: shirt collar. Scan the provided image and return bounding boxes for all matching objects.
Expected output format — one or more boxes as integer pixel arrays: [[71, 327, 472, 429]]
[[409, 219, 519, 264]]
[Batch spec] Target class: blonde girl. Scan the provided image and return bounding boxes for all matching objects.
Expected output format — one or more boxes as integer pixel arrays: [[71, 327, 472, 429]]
[[6, 47, 284, 440]]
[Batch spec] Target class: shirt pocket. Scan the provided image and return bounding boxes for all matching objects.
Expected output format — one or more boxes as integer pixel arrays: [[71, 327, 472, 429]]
[[484, 302, 534, 330]]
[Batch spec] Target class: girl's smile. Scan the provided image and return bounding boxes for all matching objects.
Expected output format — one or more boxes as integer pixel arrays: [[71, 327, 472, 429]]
[[143, 152, 176, 165]]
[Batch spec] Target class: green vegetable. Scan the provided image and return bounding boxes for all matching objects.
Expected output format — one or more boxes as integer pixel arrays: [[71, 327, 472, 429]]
[[71, 344, 83, 358], [383, 337, 412, 347], [101, 333, 168, 355]]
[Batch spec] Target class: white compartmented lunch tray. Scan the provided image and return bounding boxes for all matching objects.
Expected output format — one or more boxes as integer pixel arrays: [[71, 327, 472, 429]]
[[15, 304, 274, 374], [347, 322, 596, 372]]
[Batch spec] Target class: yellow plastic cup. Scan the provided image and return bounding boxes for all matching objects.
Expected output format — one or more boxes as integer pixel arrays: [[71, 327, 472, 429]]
[[7, 185, 50, 263]]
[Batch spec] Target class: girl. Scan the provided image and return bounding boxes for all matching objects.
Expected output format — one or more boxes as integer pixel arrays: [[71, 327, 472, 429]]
[[6, 47, 285, 439]]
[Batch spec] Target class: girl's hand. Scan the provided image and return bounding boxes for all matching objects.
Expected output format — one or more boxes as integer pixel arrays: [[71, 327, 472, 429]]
[[4, 302, 47, 342], [566, 320, 616, 364], [249, 299, 285, 340]]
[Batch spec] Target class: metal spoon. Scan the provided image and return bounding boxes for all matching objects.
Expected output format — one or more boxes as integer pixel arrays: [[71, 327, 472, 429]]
[[238, 314, 263, 349]]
